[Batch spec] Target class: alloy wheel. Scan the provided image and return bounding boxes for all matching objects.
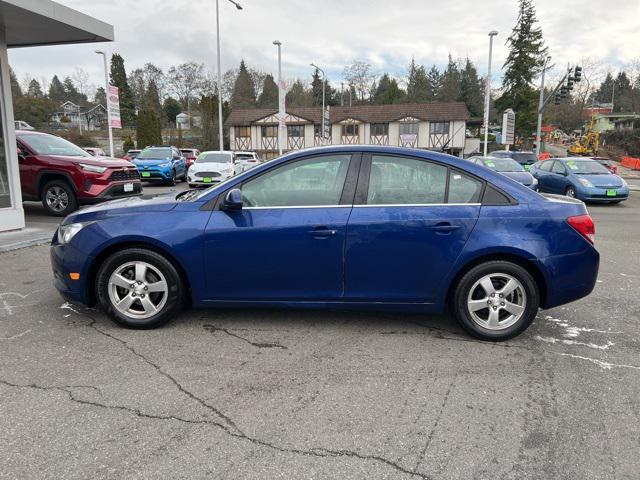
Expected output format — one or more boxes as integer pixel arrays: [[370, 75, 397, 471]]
[[45, 186, 69, 213], [466, 273, 526, 330], [107, 261, 168, 320], [566, 187, 576, 198]]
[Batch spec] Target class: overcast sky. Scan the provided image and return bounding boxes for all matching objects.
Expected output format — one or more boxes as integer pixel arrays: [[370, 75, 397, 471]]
[[8, 0, 640, 96]]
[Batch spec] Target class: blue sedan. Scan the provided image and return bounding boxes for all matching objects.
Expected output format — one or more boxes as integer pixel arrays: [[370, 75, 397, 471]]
[[133, 146, 187, 185], [50, 146, 599, 341], [530, 157, 629, 203]]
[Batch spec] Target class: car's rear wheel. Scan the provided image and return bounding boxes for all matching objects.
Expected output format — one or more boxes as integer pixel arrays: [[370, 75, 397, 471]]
[[41, 180, 78, 217], [565, 186, 576, 198], [96, 248, 184, 328], [452, 261, 539, 341]]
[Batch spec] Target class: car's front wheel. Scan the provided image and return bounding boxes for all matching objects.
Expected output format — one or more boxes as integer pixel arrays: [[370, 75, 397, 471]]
[[565, 186, 576, 198], [41, 180, 78, 217], [95, 248, 184, 328], [452, 261, 539, 341]]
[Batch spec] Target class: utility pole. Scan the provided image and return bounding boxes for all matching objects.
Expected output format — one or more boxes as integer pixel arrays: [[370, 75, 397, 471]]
[[273, 40, 283, 156], [311, 64, 326, 144], [483, 31, 498, 156], [535, 56, 552, 157], [95, 50, 114, 157]]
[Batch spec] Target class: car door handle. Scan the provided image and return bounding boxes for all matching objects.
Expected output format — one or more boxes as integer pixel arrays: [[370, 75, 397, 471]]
[[308, 227, 337, 238], [428, 222, 460, 234]]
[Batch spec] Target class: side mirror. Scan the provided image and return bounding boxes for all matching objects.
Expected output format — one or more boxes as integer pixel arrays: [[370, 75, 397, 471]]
[[221, 188, 243, 211], [16, 147, 25, 160]]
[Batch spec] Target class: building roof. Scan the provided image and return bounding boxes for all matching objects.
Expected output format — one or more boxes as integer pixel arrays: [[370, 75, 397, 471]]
[[1, 0, 113, 48], [225, 102, 470, 127]]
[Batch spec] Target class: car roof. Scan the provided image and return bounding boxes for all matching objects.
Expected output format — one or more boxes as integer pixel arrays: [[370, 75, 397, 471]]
[[200, 150, 234, 154]]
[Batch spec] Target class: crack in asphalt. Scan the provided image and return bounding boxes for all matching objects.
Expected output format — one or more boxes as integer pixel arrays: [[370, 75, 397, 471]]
[[0, 377, 430, 479], [69, 310, 429, 479], [203, 323, 287, 349]]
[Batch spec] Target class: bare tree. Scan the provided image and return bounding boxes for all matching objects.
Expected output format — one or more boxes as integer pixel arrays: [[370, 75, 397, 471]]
[[167, 62, 205, 126], [71, 67, 90, 98], [343, 60, 375, 102]]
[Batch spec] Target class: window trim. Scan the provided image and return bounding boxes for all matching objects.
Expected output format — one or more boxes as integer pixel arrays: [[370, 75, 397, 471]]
[[212, 152, 361, 210], [354, 153, 488, 207]]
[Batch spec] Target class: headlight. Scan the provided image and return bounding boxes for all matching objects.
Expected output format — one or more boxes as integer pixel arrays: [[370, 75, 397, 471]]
[[620, 177, 628, 187], [58, 222, 93, 244], [79, 163, 107, 173], [159, 162, 171, 168], [578, 178, 593, 188]]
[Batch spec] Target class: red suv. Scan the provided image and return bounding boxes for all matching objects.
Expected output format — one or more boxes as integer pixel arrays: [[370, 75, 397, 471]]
[[16, 130, 142, 216]]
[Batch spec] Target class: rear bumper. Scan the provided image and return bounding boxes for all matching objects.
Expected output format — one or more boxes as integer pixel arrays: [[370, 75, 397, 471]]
[[537, 245, 600, 309]]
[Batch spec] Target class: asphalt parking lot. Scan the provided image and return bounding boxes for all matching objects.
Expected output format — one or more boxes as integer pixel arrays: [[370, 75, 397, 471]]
[[1, 186, 639, 479]]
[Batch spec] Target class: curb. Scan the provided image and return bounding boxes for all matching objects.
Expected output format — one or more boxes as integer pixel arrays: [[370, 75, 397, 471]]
[[0, 236, 51, 253]]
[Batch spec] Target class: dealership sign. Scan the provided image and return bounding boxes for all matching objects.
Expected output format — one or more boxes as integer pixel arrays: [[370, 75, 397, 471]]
[[501, 108, 515, 145], [108, 85, 122, 129]]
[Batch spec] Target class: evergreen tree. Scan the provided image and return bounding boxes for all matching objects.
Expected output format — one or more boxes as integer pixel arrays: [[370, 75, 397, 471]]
[[613, 72, 633, 112], [257, 74, 278, 108], [62, 76, 82, 104], [285, 79, 312, 107], [163, 97, 182, 125], [426, 65, 442, 100], [439, 55, 462, 102], [199, 94, 221, 150], [123, 135, 135, 153], [230, 60, 257, 108], [459, 58, 484, 117], [371, 74, 405, 104], [110, 53, 137, 126], [9, 68, 22, 98], [595, 73, 614, 104], [136, 109, 161, 149], [48, 75, 66, 104], [94, 87, 106, 107], [144, 79, 163, 120], [406, 59, 430, 103], [27, 79, 44, 98], [496, 0, 548, 136], [311, 69, 324, 106]]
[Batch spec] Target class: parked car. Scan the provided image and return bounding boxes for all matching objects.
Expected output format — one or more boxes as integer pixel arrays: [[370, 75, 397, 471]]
[[16, 130, 141, 216], [132, 146, 187, 185], [50, 145, 599, 341], [234, 151, 262, 172], [124, 149, 141, 161], [468, 156, 538, 190], [187, 151, 238, 188], [490, 150, 538, 171], [84, 147, 106, 157], [530, 157, 629, 203], [589, 157, 618, 175], [180, 148, 201, 169], [14, 120, 35, 130]]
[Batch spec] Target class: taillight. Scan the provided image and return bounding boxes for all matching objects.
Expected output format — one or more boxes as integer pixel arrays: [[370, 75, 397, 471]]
[[567, 214, 595, 244]]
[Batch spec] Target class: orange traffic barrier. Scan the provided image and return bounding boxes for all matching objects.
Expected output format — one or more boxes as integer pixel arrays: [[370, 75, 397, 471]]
[[621, 156, 640, 170], [539, 153, 551, 160]]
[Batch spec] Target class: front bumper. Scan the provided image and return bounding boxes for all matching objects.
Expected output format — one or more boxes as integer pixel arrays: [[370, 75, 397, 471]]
[[137, 166, 173, 181], [79, 182, 142, 205], [50, 234, 93, 306], [578, 185, 629, 202]]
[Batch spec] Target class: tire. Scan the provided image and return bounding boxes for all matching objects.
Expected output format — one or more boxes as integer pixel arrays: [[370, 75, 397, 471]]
[[565, 186, 576, 198], [95, 248, 184, 329], [41, 180, 78, 217], [452, 261, 539, 341], [168, 170, 177, 186]]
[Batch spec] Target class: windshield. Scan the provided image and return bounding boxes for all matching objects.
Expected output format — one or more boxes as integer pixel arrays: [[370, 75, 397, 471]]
[[137, 147, 171, 160], [511, 153, 538, 165], [196, 152, 232, 164], [564, 159, 610, 174], [480, 157, 524, 172], [20, 133, 90, 157], [236, 153, 255, 159]]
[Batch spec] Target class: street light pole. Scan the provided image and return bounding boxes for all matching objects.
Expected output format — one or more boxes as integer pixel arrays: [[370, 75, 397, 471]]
[[273, 40, 283, 156], [216, 0, 243, 152], [535, 56, 552, 157], [483, 31, 498, 157], [310, 63, 326, 144], [95, 50, 114, 158]]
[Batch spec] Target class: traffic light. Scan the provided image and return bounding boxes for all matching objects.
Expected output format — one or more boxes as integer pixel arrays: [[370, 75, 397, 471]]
[[554, 93, 561, 105], [559, 86, 568, 99], [574, 66, 582, 82], [567, 76, 574, 90]]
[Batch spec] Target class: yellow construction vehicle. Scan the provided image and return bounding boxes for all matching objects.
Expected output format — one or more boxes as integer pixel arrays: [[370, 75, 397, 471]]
[[568, 115, 600, 156]]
